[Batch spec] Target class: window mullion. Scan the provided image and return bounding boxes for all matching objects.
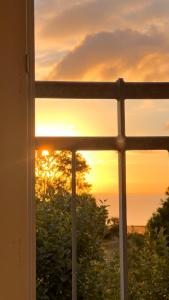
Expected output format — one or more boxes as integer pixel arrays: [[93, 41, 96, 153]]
[[71, 151, 77, 300], [117, 78, 128, 300]]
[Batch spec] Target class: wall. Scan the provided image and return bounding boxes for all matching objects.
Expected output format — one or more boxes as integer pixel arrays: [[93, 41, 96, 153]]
[[0, 1, 35, 300]]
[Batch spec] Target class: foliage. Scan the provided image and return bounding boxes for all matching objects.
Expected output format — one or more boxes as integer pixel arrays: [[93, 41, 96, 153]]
[[36, 151, 169, 299], [78, 257, 120, 300], [35, 150, 91, 200], [105, 217, 119, 238], [36, 193, 114, 300], [147, 187, 169, 242], [36, 151, 121, 299], [36, 195, 72, 300], [128, 230, 169, 300], [127, 232, 144, 249]]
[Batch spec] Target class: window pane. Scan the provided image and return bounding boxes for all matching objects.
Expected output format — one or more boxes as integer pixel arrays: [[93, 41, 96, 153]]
[[35, 99, 117, 136], [77, 151, 120, 299], [126, 100, 169, 136], [35, 1, 169, 82], [126, 150, 169, 298], [36, 149, 120, 299], [36, 150, 72, 299]]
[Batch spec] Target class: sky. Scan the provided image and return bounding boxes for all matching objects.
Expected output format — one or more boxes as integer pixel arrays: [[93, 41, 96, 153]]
[[35, 0, 169, 225]]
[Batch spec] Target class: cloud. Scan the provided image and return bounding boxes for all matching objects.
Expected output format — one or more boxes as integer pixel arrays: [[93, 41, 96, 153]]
[[35, 0, 83, 18], [35, 0, 85, 48], [117, 0, 169, 33], [48, 29, 169, 81], [41, 0, 115, 40], [37, 0, 169, 44], [127, 0, 169, 22], [39, 0, 148, 41], [35, 0, 169, 81]]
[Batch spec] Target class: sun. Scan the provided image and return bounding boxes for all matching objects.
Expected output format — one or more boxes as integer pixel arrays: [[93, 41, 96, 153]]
[[41, 150, 49, 156]]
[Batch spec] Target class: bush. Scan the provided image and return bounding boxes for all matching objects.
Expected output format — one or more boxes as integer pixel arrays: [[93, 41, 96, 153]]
[[36, 193, 115, 299], [128, 230, 169, 300], [147, 188, 169, 243]]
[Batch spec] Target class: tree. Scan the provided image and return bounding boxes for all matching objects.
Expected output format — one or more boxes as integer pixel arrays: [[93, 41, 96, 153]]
[[128, 229, 169, 300], [36, 193, 112, 300], [127, 188, 169, 299], [36, 150, 117, 299], [147, 187, 169, 242], [36, 149, 169, 298], [105, 217, 119, 238], [35, 150, 91, 200]]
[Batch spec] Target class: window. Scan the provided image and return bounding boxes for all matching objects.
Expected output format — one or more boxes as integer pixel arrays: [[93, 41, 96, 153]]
[[34, 1, 169, 299], [35, 79, 169, 299]]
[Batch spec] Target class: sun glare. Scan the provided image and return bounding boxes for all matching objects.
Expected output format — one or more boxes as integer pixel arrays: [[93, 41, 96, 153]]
[[42, 150, 49, 156], [36, 124, 77, 137]]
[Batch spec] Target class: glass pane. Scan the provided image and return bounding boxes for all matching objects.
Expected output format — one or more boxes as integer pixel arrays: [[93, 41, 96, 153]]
[[35, 99, 117, 136], [126, 150, 169, 298], [126, 100, 169, 136], [36, 149, 120, 299], [36, 150, 72, 299], [35, 1, 169, 82], [77, 151, 120, 299]]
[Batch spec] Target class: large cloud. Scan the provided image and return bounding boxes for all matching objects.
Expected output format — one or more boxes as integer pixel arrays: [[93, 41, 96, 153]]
[[40, 0, 148, 40], [128, 0, 169, 21], [35, 0, 83, 18], [48, 29, 169, 81], [35, 0, 86, 45], [35, 0, 169, 81], [38, 0, 169, 43]]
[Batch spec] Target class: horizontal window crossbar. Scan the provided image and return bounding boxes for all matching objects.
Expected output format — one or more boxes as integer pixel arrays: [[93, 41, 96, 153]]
[[35, 80, 169, 99], [35, 136, 169, 151]]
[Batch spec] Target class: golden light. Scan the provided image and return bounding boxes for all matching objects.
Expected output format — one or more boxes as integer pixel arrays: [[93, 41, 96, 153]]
[[42, 150, 49, 156], [36, 123, 78, 137]]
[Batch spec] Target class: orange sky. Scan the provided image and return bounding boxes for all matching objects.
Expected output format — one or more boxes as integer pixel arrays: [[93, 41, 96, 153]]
[[35, 0, 169, 224]]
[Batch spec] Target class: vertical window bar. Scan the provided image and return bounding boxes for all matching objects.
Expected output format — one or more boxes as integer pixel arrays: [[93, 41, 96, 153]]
[[71, 151, 77, 300], [117, 79, 128, 300]]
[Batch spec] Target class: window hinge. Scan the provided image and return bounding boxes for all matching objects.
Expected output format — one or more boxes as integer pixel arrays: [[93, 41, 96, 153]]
[[25, 53, 30, 73]]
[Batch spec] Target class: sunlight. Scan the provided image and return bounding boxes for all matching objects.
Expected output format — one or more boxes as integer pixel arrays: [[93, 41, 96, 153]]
[[36, 124, 77, 137], [41, 150, 49, 156]]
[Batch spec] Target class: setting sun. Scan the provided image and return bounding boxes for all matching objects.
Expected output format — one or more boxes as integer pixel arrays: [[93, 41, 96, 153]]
[[41, 150, 49, 156]]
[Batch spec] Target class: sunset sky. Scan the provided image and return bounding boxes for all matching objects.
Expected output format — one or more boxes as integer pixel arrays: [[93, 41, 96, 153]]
[[35, 0, 169, 225]]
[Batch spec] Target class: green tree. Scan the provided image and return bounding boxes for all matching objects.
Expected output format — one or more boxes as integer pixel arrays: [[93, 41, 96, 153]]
[[147, 187, 169, 242], [127, 187, 169, 299], [36, 151, 119, 299], [36, 149, 169, 299], [36, 194, 112, 300], [105, 217, 119, 238], [35, 150, 91, 200], [128, 230, 169, 300]]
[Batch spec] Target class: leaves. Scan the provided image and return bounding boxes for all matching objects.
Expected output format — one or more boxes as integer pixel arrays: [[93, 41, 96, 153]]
[[147, 187, 169, 244], [35, 150, 91, 200], [36, 194, 111, 299], [36, 151, 169, 299]]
